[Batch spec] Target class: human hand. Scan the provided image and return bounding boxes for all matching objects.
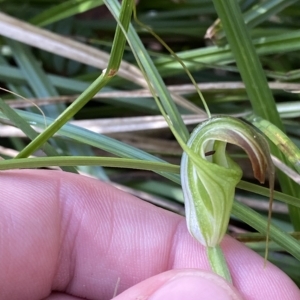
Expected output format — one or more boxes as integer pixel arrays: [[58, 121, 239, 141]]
[[1, 170, 299, 300]]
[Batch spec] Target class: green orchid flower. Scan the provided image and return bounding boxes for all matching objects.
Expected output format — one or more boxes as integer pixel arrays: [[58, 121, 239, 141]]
[[181, 116, 273, 247], [180, 116, 274, 281]]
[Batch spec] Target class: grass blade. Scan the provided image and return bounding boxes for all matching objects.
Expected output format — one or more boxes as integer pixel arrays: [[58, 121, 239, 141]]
[[0, 98, 76, 173], [30, 0, 104, 27], [211, 0, 300, 229], [0, 156, 180, 173]]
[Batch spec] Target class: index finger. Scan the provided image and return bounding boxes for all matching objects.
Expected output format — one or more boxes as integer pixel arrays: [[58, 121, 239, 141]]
[[1, 169, 299, 300]]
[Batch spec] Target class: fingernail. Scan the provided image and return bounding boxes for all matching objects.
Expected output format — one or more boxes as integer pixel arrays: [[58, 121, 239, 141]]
[[148, 273, 241, 300]]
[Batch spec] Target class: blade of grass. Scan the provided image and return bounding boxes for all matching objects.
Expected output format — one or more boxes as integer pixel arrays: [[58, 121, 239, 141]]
[[247, 115, 300, 173], [0, 107, 181, 183], [0, 156, 180, 173], [0, 11, 141, 85], [0, 11, 203, 115], [0, 98, 76, 172], [30, 0, 104, 27], [212, 0, 300, 229], [5, 39, 108, 179], [0, 65, 90, 93], [232, 201, 300, 261], [237, 181, 300, 209], [105, 0, 190, 142], [244, 0, 298, 29], [6, 40, 61, 100], [156, 31, 300, 76], [209, 0, 298, 43], [0, 65, 161, 114]]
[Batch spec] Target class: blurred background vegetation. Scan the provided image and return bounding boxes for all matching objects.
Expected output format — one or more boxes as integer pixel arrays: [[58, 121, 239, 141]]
[[0, 0, 300, 285]]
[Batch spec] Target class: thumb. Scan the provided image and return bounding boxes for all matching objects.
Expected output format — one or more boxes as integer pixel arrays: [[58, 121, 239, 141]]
[[114, 269, 243, 300]]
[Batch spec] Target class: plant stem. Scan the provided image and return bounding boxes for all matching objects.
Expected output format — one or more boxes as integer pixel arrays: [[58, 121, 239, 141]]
[[15, 0, 133, 159], [207, 246, 232, 283], [0, 156, 180, 173]]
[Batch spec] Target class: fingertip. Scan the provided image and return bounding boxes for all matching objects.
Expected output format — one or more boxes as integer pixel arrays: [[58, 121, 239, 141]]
[[114, 269, 242, 300]]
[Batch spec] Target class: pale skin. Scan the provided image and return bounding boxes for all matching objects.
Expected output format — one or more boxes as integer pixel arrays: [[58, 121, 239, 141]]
[[1, 170, 299, 300]]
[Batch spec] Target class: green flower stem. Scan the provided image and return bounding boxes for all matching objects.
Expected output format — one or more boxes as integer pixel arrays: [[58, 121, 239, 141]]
[[15, 0, 133, 159], [0, 156, 180, 173], [207, 246, 232, 283], [211, 0, 300, 229], [15, 73, 109, 159], [106, 0, 189, 142]]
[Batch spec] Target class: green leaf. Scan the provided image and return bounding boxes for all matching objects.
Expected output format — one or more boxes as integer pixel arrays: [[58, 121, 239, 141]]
[[30, 0, 104, 27]]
